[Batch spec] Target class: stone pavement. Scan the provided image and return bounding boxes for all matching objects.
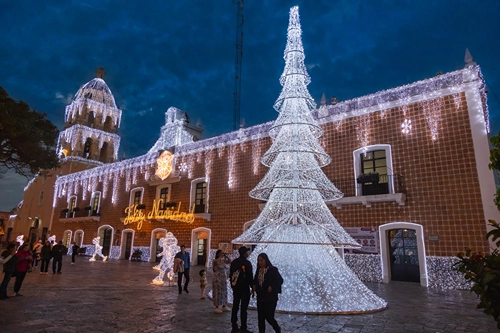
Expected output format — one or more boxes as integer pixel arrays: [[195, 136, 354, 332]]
[[0, 256, 497, 333]]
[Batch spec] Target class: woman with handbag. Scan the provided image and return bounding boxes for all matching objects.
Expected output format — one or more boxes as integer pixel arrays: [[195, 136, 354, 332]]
[[13, 243, 33, 296], [252, 253, 283, 333]]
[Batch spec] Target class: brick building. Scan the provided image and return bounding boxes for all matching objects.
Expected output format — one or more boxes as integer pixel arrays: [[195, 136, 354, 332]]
[[13, 53, 498, 289]]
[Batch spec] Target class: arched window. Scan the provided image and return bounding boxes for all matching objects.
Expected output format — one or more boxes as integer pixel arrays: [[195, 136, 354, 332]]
[[190, 178, 209, 214]]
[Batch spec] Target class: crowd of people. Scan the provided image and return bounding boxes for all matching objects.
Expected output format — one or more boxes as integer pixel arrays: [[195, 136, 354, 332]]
[[195, 245, 284, 333], [0, 239, 81, 300], [1, 239, 282, 333]]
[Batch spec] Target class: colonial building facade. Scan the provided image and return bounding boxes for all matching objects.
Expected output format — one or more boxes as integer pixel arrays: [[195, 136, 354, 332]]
[[12, 55, 498, 290]]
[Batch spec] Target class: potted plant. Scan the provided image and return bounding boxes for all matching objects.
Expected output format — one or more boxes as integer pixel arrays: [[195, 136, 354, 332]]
[[136, 203, 146, 210], [165, 201, 177, 208], [131, 249, 143, 261], [356, 172, 379, 184], [84, 206, 92, 211], [61, 208, 69, 213], [72, 207, 80, 212]]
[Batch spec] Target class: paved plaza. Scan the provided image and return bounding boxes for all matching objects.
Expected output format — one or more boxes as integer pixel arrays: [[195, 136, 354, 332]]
[[0, 256, 497, 333]]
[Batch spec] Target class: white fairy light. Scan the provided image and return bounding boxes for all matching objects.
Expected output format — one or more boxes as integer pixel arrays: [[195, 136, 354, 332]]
[[152, 232, 180, 285], [422, 97, 443, 141], [232, 6, 386, 314], [228, 145, 237, 188], [356, 114, 371, 148], [205, 149, 215, 179], [89, 236, 108, 262], [252, 140, 262, 175]]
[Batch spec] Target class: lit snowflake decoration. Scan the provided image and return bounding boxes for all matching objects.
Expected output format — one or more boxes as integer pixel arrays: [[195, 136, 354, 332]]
[[178, 162, 188, 173], [155, 151, 174, 180], [401, 119, 412, 134], [89, 236, 107, 262]]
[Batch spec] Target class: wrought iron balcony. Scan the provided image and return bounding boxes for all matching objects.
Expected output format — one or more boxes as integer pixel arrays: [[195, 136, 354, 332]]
[[59, 208, 100, 222], [327, 174, 406, 208]]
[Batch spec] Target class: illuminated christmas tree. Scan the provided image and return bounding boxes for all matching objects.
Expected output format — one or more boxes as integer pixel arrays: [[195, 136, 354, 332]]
[[232, 6, 387, 313]]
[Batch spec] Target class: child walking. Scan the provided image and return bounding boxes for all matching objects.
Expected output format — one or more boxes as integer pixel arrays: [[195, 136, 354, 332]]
[[199, 269, 207, 299]]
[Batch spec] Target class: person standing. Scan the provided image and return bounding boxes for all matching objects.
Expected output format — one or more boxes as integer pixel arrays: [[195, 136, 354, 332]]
[[253, 253, 283, 333], [13, 243, 33, 296], [230, 246, 254, 333], [40, 240, 51, 275], [71, 242, 80, 265], [51, 241, 65, 274], [32, 240, 43, 267], [174, 245, 190, 294], [0, 244, 17, 300], [212, 249, 231, 313]]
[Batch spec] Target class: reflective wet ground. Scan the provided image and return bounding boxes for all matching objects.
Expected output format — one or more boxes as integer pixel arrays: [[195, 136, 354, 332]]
[[0, 256, 497, 332]]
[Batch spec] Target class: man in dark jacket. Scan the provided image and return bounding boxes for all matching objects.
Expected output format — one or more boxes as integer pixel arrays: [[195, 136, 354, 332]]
[[52, 241, 65, 274], [0, 243, 18, 299], [174, 245, 190, 294], [229, 246, 254, 333]]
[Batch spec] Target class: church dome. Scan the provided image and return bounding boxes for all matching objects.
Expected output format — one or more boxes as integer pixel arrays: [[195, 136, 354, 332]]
[[72, 68, 117, 108]]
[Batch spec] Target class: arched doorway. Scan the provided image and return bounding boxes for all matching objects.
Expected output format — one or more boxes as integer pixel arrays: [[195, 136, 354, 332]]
[[98, 225, 114, 257], [120, 229, 135, 260], [379, 222, 428, 287], [74, 230, 84, 247], [150, 228, 167, 263], [62, 230, 72, 249], [191, 227, 211, 267]]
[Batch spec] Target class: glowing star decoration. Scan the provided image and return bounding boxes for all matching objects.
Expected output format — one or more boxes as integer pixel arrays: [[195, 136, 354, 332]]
[[232, 6, 387, 314], [155, 151, 174, 180], [152, 232, 180, 285], [89, 236, 108, 262], [401, 119, 412, 134]]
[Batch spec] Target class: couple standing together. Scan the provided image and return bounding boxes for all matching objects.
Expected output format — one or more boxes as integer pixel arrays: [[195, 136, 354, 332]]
[[214, 246, 283, 333]]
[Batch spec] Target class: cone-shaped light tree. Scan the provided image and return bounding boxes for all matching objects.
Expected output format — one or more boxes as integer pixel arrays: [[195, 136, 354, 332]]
[[232, 6, 387, 314]]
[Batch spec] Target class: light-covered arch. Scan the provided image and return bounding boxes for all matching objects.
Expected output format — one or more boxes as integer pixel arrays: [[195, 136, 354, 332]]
[[150, 228, 168, 263], [379, 222, 428, 287], [191, 227, 212, 268], [119, 228, 135, 260]]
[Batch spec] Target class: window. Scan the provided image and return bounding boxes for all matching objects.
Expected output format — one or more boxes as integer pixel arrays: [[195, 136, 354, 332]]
[[353, 144, 394, 196], [91, 192, 101, 216], [134, 191, 141, 205], [190, 178, 209, 215], [194, 182, 207, 214], [69, 196, 77, 212], [129, 187, 144, 207], [159, 187, 169, 210]]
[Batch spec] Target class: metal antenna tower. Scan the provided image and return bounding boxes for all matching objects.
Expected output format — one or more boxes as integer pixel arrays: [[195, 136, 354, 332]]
[[232, 0, 244, 130]]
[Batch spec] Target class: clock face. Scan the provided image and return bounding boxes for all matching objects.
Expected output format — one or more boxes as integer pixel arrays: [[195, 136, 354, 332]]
[[155, 151, 174, 180]]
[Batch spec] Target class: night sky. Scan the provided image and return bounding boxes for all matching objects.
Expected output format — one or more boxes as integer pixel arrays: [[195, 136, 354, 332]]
[[1, 0, 499, 210]]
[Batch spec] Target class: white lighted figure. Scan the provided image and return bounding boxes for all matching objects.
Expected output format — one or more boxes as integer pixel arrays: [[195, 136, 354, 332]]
[[47, 235, 56, 245], [16, 235, 24, 249], [89, 236, 108, 262], [152, 232, 179, 285]]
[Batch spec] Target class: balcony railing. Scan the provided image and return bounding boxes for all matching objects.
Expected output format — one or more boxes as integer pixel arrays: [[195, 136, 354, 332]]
[[327, 174, 406, 208], [59, 209, 100, 222]]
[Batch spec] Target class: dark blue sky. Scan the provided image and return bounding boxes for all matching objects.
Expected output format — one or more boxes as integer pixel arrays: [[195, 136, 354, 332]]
[[1, 0, 499, 210]]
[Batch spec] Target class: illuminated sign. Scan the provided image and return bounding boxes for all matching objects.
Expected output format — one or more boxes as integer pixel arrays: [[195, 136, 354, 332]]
[[123, 200, 195, 230], [155, 151, 174, 180]]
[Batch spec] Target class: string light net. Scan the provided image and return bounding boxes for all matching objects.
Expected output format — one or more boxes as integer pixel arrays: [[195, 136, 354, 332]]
[[232, 6, 387, 313]]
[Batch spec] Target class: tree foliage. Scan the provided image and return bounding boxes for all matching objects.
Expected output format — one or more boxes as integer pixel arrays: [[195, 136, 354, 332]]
[[0, 87, 59, 178], [455, 133, 500, 329]]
